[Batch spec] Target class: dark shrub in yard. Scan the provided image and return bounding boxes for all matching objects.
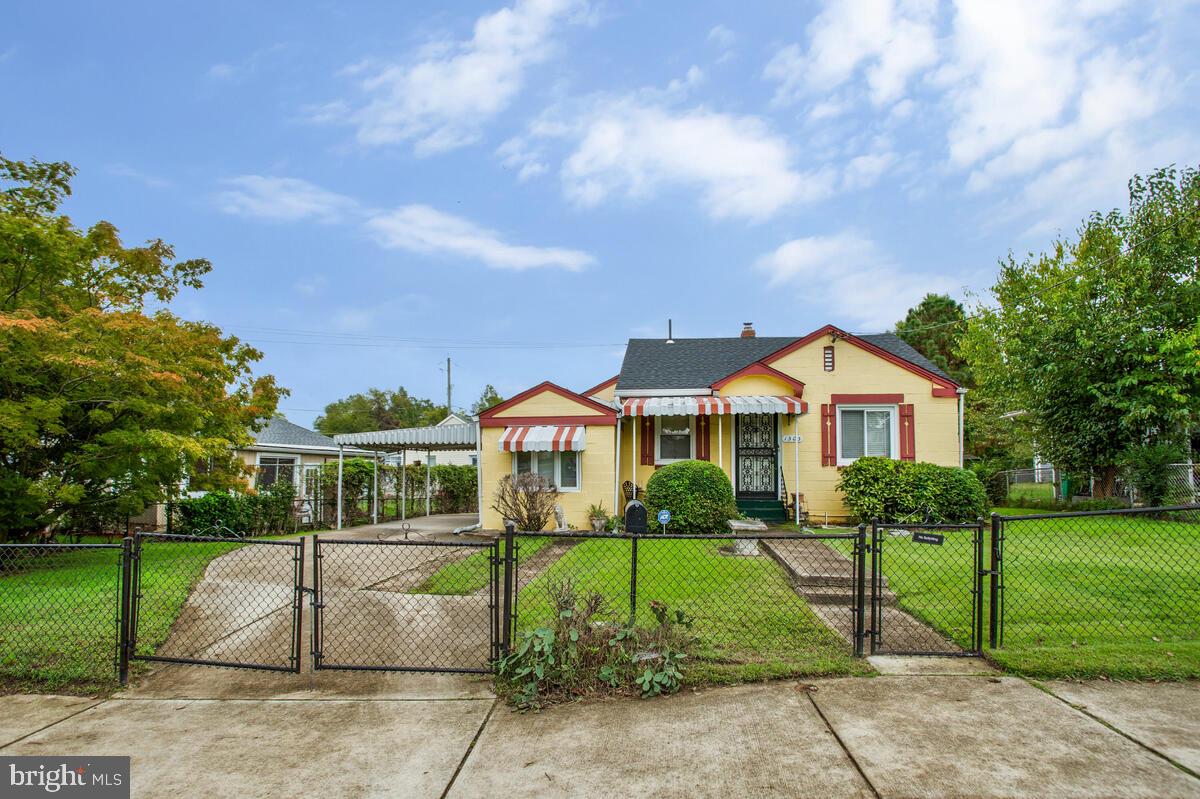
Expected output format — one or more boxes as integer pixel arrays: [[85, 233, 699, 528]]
[[644, 460, 737, 534], [838, 457, 987, 523], [1120, 443, 1187, 507], [492, 473, 558, 531], [431, 464, 477, 513], [969, 461, 1009, 506]]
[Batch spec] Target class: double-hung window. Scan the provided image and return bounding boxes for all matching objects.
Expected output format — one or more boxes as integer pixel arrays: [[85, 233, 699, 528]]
[[513, 451, 580, 491], [257, 456, 297, 489], [837, 406, 897, 465], [656, 415, 693, 463]]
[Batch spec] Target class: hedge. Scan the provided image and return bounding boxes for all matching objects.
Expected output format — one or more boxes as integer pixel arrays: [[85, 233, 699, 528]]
[[644, 460, 737, 534], [837, 457, 987, 524]]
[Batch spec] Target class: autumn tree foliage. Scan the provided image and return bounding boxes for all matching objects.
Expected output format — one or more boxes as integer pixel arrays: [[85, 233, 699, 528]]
[[0, 155, 283, 540]]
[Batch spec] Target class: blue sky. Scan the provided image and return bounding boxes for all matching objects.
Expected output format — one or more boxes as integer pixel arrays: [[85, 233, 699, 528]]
[[5, 0, 1198, 427]]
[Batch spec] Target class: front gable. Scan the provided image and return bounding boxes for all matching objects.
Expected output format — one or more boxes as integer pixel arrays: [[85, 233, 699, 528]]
[[763, 325, 958, 397], [479, 381, 617, 427], [711, 361, 805, 397]]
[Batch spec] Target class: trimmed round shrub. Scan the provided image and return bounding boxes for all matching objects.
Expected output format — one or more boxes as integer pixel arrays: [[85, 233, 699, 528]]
[[837, 457, 987, 524], [644, 460, 737, 534]]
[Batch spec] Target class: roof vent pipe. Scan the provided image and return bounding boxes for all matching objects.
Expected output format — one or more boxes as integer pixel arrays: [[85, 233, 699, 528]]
[[666, 318, 674, 344], [741, 321, 756, 338]]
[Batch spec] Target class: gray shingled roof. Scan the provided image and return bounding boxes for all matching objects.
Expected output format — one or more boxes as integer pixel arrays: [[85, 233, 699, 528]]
[[858, 333, 953, 382], [252, 417, 341, 449], [615, 332, 953, 392]]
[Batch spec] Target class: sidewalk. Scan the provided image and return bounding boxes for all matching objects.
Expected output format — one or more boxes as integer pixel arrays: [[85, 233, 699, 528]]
[[2, 659, 1198, 798]]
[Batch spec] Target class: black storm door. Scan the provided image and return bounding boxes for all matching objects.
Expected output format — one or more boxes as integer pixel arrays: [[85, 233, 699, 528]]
[[736, 414, 777, 498]]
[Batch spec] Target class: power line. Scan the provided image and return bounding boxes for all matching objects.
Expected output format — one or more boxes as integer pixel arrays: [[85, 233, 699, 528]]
[[226, 324, 623, 349]]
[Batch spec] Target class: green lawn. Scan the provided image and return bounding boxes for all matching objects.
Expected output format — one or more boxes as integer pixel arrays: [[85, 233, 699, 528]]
[[825, 508, 1200, 679], [1007, 483, 1055, 502], [1, 539, 240, 694], [412, 536, 553, 595], [989, 506, 1200, 680], [513, 537, 870, 683]]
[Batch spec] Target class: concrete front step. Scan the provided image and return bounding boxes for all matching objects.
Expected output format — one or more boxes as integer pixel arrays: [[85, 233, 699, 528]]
[[794, 574, 890, 589], [799, 585, 898, 606]]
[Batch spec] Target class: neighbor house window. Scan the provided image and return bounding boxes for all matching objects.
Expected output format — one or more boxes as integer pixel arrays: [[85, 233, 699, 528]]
[[257, 456, 297, 489], [513, 451, 580, 491], [656, 415, 693, 463], [838, 407, 896, 465]]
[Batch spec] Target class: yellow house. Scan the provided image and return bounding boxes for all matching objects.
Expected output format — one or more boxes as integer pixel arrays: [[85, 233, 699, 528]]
[[479, 322, 964, 529]]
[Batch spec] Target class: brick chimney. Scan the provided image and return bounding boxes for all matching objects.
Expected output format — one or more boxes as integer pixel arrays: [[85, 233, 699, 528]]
[[741, 321, 756, 338]]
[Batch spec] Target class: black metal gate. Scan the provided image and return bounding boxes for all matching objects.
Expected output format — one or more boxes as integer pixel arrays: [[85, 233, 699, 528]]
[[129, 533, 305, 672], [736, 414, 777, 497], [312, 536, 499, 674], [870, 520, 983, 656]]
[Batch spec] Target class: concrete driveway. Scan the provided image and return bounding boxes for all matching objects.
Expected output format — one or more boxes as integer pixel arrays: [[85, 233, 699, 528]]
[[3, 666, 1198, 798]]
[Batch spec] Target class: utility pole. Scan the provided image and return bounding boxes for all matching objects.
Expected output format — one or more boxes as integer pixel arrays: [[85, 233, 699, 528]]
[[446, 356, 452, 414]]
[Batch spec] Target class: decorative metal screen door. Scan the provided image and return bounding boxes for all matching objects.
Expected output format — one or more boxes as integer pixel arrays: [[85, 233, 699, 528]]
[[736, 414, 777, 498]]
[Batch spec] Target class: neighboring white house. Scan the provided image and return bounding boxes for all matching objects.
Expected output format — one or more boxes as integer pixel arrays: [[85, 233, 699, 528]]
[[234, 416, 370, 496]]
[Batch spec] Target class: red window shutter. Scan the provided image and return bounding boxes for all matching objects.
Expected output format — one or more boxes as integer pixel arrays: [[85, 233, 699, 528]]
[[820, 404, 836, 466], [640, 416, 654, 465], [696, 415, 709, 460], [899, 404, 916, 461]]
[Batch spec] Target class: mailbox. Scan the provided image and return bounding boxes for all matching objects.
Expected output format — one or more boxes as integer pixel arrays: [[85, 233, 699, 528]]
[[623, 499, 648, 534]]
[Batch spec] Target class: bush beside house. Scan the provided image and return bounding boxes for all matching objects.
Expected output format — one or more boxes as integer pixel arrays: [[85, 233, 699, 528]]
[[175, 482, 297, 536], [837, 457, 987, 523], [644, 460, 738, 534]]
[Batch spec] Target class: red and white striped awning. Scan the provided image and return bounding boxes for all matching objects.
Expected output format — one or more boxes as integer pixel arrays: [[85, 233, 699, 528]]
[[621, 396, 807, 417], [498, 425, 587, 452]]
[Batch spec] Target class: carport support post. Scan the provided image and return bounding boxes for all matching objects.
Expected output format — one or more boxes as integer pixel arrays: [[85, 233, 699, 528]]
[[336, 445, 344, 530], [425, 448, 431, 517], [401, 449, 407, 521], [371, 452, 379, 525]]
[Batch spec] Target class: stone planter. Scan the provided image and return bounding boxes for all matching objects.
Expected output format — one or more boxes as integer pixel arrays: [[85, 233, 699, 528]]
[[590, 517, 607, 532], [727, 518, 767, 556]]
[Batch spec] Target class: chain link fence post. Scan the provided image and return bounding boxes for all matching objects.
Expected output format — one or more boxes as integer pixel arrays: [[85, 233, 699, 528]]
[[989, 512, 1002, 649], [854, 523, 867, 657], [502, 521, 515, 657]]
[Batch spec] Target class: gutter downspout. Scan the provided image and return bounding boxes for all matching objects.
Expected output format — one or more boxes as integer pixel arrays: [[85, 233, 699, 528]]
[[957, 387, 968, 468], [336, 444, 344, 530]]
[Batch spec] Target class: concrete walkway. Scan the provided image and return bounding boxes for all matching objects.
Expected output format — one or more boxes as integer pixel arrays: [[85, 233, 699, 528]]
[[4, 663, 1198, 798]]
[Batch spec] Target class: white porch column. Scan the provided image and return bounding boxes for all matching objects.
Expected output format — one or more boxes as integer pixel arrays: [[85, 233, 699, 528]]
[[371, 452, 379, 524], [631, 415, 637, 499], [794, 414, 801, 525], [401, 449, 407, 521], [425, 448, 431, 517], [336, 444, 344, 530]]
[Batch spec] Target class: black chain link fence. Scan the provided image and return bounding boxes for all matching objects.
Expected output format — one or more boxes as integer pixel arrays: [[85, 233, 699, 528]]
[[130, 534, 304, 672], [870, 521, 983, 656], [313, 537, 498, 673], [0, 543, 125, 692], [994, 505, 1200, 651], [509, 530, 867, 681]]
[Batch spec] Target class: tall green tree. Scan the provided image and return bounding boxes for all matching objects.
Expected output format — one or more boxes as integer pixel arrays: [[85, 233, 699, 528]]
[[313, 387, 446, 436], [470, 384, 504, 415], [962, 165, 1200, 494], [0, 154, 283, 540], [894, 293, 970, 386]]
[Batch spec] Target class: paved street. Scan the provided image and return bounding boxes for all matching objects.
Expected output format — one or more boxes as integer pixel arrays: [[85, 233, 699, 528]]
[[3, 658, 1198, 798]]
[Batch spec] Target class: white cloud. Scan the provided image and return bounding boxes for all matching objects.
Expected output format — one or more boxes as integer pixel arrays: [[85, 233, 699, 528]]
[[366, 205, 593, 271], [216, 176, 359, 222], [324, 0, 585, 154], [217, 176, 591, 271], [765, 0, 938, 106], [515, 76, 834, 220], [843, 150, 897, 190], [106, 163, 170, 189], [207, 63, 236, 80], [707, 24, 736, 49], [754, 231, 956, 329]]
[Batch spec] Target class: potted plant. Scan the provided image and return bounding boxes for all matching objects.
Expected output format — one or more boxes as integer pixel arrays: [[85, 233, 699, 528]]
[[587, 503, 608, 532]]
